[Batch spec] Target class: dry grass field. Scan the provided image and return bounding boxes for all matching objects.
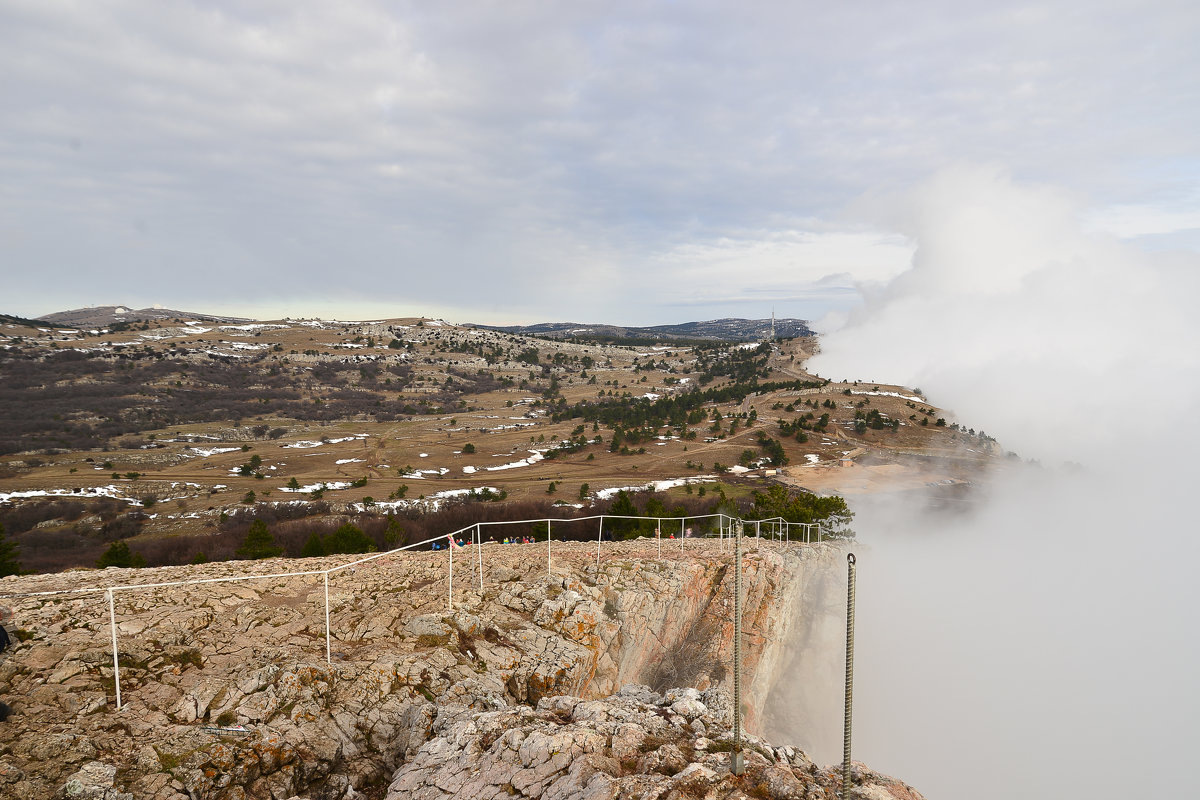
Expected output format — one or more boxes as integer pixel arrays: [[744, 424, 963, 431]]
[[0, 314, 1007, 570]]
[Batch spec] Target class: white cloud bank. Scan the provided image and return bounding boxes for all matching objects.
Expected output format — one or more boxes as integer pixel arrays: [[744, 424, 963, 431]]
[[802, 167, 1200, 799], [812, 165, 1200, 467]]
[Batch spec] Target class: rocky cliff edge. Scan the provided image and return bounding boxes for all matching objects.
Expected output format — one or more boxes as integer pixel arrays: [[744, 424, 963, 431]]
[[0, 539, 921, 800]]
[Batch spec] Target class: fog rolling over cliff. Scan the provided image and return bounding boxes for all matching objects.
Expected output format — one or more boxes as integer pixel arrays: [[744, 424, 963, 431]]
[[755, 548, 848, 767], [806, 166, 1200, 800]]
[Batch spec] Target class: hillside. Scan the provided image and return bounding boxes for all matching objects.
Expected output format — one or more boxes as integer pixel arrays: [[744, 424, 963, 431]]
[[0, 313, 73, 330], [35, 305, 253, 328], [0, 313, 1004, 574], [475, 317, 813, 342]]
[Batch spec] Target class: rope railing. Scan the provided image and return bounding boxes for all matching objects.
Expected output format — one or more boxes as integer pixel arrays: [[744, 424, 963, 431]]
[[0, 512, 836, 709]]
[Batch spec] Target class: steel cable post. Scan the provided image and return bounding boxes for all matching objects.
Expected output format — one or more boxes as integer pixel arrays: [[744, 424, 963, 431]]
[[107, 588, 121, 710], [324, 571, 331, 664], [731, 520, 745, 770], [842, 552, 857, 799]]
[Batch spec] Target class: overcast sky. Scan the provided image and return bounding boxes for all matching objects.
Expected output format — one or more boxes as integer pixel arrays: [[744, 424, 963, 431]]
[[2, 0, 1198, 325]]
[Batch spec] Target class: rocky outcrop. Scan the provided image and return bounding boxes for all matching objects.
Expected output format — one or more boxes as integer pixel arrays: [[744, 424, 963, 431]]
[[0, 539, 903, 799], [386, 685, 923, 800]]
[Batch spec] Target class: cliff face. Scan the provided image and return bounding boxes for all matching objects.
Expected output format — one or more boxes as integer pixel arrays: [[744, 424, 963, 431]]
[[749, 548, 850, 765], [0, 539, 910, 800]]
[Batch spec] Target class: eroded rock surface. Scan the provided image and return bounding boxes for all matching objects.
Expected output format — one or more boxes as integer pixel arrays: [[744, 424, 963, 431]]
[[0, 540, 905, 799], [386, 685, 924, 800]]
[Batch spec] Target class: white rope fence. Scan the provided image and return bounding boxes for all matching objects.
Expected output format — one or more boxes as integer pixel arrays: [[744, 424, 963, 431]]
[[0, 512, 832, 710]]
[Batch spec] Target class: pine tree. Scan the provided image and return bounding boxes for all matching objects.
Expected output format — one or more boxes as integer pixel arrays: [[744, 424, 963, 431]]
[[301, 532, 326, 558], [324, 523, 374, 555], [97, 540, 144, 569], [236, 519, 282, 559], [383, 516, 406, 548], [608, 490, 639, 539], [0, 523, 21, 577]]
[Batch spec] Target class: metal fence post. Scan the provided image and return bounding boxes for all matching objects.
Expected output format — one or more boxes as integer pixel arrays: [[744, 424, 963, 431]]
[[324, 571, 332, 664], [843, 553, 857, 799], [596, 517, 604, 569], [732, 520, 744, 775], [448, 535, 453, 612], [107, 588, 121, 710], [477, 523, 484, 593], [547, 519, 552, 576]]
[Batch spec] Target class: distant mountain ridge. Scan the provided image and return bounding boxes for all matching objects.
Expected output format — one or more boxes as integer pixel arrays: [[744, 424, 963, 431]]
[[0, 313, 73, 329], [28, 306, 810, 341], [473, 317, 812, 342], [36, 305, 254, 328]]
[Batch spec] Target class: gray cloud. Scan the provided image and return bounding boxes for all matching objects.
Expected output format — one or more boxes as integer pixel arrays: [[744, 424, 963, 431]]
[[1, 1, 1198, 321]]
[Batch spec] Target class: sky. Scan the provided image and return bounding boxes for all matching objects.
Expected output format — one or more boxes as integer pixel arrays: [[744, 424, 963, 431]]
[[2, 0, 1199, 325]]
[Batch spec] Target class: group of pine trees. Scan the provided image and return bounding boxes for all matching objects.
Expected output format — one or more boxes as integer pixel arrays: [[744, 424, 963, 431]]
[[0, 524, 20, 577], [67, 513, 409, 573]]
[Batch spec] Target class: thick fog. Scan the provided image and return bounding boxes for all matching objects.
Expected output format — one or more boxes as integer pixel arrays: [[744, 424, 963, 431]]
[[807, 167, 1200, 798]]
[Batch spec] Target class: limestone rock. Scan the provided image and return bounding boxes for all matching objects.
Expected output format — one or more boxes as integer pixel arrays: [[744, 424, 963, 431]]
[[0, 541, 923, 800], [55, 761, 131, 800], [386, 687, 924, 800]]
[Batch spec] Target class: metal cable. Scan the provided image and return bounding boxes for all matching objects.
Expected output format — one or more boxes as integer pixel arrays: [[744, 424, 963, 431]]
[[843, 552, 856, 799]]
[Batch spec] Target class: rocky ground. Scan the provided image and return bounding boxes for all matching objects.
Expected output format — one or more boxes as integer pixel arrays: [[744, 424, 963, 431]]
[[0, 539, 922, 800], [387, 685, 923, 800]]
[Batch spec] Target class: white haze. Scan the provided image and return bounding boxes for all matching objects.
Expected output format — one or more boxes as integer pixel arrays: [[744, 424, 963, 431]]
[[807, 166, 1200, 799]]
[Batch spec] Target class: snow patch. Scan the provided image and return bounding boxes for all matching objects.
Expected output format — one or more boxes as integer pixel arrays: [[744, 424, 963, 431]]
[[431, 486, 499, 499], [0, 485, 137, 503], [850, 390, 923, 401], [283, 434, 368, 449], [278, 481, 352, 493], [485, 451, 546, 471], [188, 447, 242, 457], [594, 476, 717, 500]]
